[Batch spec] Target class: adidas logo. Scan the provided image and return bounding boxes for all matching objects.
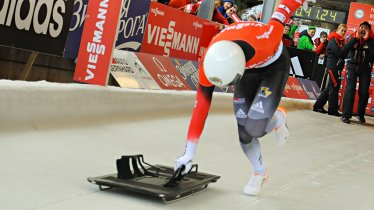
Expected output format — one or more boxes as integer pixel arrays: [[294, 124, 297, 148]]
[[251, 101, 264, 113], [236, 109, 247, 119]]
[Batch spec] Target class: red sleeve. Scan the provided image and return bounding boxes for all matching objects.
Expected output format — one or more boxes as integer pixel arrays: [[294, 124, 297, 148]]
[[315, 42, 327, 55], [168, 0, 190, 9], [212, 9, 229, 25], [271, 0, 305, 24], [186, 84, 214, 143]]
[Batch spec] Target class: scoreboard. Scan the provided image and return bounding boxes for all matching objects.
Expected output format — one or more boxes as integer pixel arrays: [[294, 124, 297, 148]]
[[293, 6, 347, 24]]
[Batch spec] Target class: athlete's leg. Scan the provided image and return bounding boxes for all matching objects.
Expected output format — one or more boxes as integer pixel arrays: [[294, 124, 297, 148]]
[[233, 70, 265, 174], [245, 48, 290, 138], [234, 71, 268, 196]]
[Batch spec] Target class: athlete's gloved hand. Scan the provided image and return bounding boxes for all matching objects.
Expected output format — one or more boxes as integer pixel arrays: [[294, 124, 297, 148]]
[[174, 153, 194, 175], [174, 141, 197, 175], [272, 0, 316, 24]]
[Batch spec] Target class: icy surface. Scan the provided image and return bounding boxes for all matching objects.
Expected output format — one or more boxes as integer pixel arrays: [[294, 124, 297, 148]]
[[0, 80, 373, 210]]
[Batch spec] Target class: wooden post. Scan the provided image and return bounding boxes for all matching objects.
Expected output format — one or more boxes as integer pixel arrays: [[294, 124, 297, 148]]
[[22, 52, 39, 81]]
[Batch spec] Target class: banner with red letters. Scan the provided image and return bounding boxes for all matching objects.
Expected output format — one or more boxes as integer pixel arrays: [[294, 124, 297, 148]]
[[135, 53, 191, 90], [283, 77, 309, 99], [197, 21, 221, 61], [74, 0, 123, 86], [141, 2, 216, 61]]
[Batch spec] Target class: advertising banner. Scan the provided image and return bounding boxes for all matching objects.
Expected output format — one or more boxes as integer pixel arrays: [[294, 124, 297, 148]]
[[298, 78, 321, 100], [141, 2, 207, 61], [74, 0, 123, 86], [197, 20, 221, 61], [64, 0, 151, 59], [111, 50, 160, 89], [136, 53, 191, 90], [64, 0, 88, 59], [115, 0, 151, 52], [169, 58, 199, 90], [0, 0, 74, 56], [346, 2, 374, 35], [283, 77, 309, 99]]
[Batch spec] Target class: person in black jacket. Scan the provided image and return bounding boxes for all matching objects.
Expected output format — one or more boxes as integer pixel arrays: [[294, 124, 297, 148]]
[[313, 24, 355, 116], [282, 24, 294, 47], [341, 21, 374, 124]]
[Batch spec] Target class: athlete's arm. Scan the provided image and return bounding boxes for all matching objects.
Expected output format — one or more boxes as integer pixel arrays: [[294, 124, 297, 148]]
[[174, 83, 214, 174], [186, 84, 215, 142], [268, 0, 307, 44], [270, 0, 306, 26]]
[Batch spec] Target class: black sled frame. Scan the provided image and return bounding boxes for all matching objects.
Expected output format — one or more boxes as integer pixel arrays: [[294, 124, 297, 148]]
[[87, 155, 220, 203]]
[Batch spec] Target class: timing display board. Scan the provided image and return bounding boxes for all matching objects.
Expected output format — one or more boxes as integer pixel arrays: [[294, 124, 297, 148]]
[[293, 6, 346, 24]]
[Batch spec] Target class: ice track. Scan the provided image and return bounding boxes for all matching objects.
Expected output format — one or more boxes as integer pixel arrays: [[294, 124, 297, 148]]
[[0, 80, 373, 210]]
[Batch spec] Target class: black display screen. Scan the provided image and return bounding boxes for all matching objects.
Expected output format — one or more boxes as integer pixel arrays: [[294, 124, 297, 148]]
[[293, 6, 347, 24]]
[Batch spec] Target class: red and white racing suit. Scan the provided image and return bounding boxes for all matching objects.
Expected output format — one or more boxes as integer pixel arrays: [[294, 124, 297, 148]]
[[186, 0, 306, 145]]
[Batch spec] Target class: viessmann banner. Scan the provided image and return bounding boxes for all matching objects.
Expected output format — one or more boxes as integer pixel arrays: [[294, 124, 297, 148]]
[[141, 2, 207, 61], [74, 0, 123, 85], [0, 0, 74, 56], [64, 0, 151, 59]]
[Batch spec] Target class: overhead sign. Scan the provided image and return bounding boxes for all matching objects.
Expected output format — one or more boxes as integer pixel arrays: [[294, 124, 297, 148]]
[[0, 0, 74, 56], [74, 0, 123, 86]]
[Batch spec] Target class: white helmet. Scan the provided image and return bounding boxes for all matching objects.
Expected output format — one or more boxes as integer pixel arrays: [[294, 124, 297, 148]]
[[203, 40, 246, 87]]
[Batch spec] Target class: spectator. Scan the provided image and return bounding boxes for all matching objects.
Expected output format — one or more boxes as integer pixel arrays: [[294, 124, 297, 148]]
[[226, 4, 241, 24], [313, 24, 355, 116], [314, 31, 328, 67], [231, 4, 238, 13], [282, 24, 294, 47], [290, 32, 300, 48], [184, 0, 228, 26], [314, 31, 328, 56], [297, 25, 316, 51], [288, 19, 300, 38], [341, 21, 374, 124], [218, 0, 233, 18], [247, 14, 258, 21], [212, 0, 229, 26]]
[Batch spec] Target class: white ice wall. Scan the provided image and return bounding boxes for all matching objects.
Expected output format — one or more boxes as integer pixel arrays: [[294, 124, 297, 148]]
[[0, 80, 313, 129]]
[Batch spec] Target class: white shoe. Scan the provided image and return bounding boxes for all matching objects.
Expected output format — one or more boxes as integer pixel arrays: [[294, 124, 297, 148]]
[[273, 107, 289, 145], [243, 171, 269, 196]]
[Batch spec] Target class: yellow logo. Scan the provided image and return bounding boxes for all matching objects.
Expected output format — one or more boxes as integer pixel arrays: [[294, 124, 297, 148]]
[[259, 87, 272, 98]]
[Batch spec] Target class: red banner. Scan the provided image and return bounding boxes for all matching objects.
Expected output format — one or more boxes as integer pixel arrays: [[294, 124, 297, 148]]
[[346, 2, 374, 35], [74, 0, 123, 86], [135, 53, 191, 90], [283, 77, 309, 99], [141, 2, 218, 61], [198, 21, 221, 61]]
